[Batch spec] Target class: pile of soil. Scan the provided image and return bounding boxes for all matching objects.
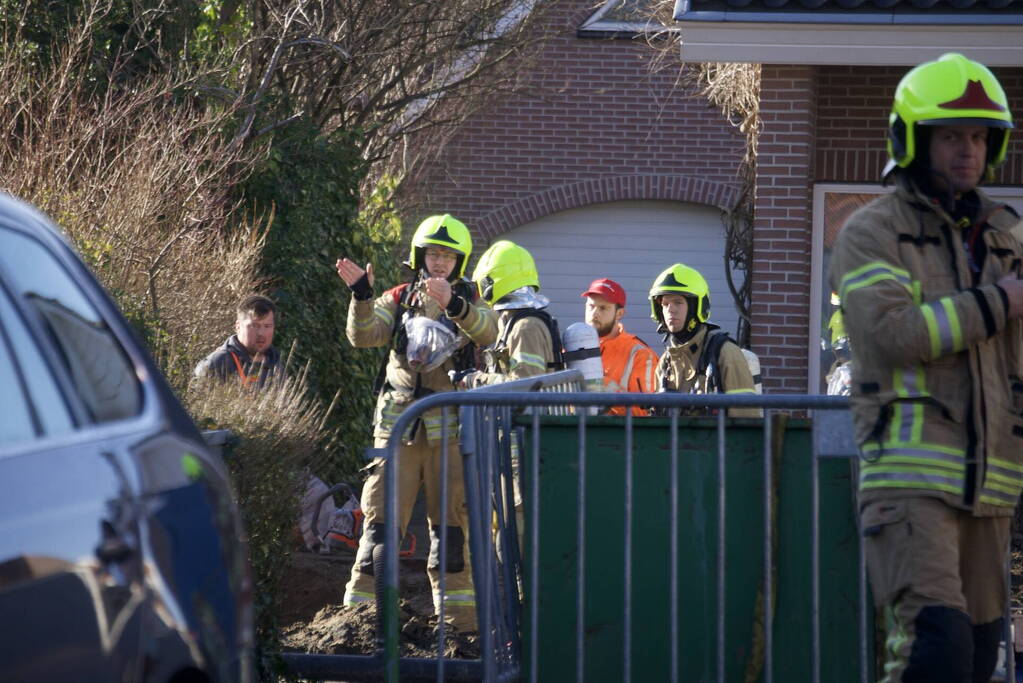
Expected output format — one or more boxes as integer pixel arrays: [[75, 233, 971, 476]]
[[278, 549, 480, 660], [276, 495, 1023, 670]]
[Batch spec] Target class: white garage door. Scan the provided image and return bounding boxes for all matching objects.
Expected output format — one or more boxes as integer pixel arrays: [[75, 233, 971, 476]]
[[499, 199, 742, 348]]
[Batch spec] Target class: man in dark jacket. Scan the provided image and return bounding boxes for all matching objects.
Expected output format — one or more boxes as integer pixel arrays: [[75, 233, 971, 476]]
[[194, 294, 282, 388]]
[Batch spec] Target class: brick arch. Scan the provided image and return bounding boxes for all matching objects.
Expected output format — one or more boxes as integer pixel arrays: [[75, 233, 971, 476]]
[[475, 174, 742, 239]]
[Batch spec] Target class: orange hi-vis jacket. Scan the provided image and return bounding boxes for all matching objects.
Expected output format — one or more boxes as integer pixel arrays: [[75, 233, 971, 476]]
[[600, 324, 658, 416]]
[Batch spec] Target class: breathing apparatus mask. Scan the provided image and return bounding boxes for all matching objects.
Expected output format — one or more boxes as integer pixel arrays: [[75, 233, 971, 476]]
[[404, 316, 460, 372]]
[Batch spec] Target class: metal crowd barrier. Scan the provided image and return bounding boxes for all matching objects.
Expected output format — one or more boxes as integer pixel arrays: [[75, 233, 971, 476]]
[[280, 371, 1019, 683]]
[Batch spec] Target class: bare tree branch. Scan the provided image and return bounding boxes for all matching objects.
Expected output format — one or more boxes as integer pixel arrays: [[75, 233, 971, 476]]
[[234, 0, 553, 191], [641, 2, 760, 346]]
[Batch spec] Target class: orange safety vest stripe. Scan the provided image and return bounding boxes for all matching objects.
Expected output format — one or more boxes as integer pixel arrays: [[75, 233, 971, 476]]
[[600, 327, 658, 416]]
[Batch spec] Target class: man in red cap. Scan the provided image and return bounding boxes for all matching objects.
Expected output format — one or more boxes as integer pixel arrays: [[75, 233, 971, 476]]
[[581, 278, 659, 416]]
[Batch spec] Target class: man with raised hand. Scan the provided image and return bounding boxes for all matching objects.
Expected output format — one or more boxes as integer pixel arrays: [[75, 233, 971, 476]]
[[336, 214, 497, 633]]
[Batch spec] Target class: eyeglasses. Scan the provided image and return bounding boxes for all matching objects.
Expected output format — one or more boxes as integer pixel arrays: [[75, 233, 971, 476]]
[[424, 249, 458, 262]]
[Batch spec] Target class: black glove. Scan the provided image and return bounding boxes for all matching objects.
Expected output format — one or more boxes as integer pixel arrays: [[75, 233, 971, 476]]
[[445, 293, 468, 319], [349, 272, 373, 301]]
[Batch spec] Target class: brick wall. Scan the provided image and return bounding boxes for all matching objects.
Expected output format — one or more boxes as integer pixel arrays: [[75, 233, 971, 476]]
[[408, 0, 746, 240], [752, 65, 818, 393]]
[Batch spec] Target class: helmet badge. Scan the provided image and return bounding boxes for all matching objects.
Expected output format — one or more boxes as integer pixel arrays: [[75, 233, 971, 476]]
[[426, 224, 460, 247], [939, 80, 1007, 113], [658, 272, 686, 288]]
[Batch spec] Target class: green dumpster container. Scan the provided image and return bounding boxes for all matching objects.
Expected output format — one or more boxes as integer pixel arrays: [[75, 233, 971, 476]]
[[520, 415, 871, 682]]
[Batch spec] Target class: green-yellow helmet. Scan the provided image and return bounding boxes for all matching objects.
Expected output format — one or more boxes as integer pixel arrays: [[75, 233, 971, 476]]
[[887, 53, 1013, 177], [407, 214, 473, 280], [649, 264, 710, 329], [472, 240, 540, 305]]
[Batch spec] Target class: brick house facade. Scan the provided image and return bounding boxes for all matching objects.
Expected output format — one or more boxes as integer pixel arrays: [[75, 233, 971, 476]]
[[409, 1, 1023, 392], [412, 1, 745, 238]]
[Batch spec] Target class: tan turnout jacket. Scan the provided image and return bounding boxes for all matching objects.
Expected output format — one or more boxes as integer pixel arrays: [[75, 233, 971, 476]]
[[656, 325, 759, 418], [347, 280, 497, 443], [829, 181, 1023, 516], [467, 311, 554, 387]]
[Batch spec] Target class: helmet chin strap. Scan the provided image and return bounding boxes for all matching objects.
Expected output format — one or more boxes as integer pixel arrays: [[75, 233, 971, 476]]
[[669, 325, 699, 346], [665, 313, 700, 345]]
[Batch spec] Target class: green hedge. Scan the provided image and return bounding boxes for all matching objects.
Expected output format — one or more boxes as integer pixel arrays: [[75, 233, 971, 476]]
[[244, 122, 403, 481]]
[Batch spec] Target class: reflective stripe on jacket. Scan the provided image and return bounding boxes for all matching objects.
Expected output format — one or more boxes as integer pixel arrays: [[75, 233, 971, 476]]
[[346, 283, 497, 444], [600, 325, 658, 416], [828, 181, 1023, 515], [656, 325, 760, 418]]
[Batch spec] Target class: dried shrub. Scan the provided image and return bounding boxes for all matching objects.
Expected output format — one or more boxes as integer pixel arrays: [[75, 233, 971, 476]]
[[185, 355, 338, 678], [0, 0, 266, 391]]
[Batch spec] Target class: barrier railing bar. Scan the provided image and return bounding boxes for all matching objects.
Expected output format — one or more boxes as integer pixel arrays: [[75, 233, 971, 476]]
[[1006, 561, 1016, 682], [459, 405, 493, 681], [811, 420, 820, 683], [716, 409, 726, 683], [500, 408, 522, 657], [529, 410, 540, 683], [482, 407, 497, 682], [383, 412, 400, 683], [623, 410, 634, 683], [857, 462, 869, 683], [279, 652, 483, 681], [437, 409, 450, 681], [406, 391, 849, 414], [288, 387, 1023, 683], [763, 410, 774, 683], [670, 407, 680, 683], [490, 410, 513, 667], [576, 410, 587, 683]]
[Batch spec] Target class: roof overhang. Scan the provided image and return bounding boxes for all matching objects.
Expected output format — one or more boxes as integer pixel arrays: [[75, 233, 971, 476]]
[[672, 7, 1023, 66]]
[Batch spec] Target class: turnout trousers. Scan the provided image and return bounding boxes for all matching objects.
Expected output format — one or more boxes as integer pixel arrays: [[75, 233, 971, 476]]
[[343, 429, 476, 631], [861, 496, 1009, 683]]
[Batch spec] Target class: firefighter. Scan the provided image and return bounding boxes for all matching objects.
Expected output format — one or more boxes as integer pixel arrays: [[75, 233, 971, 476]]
[[649, 263, 759, 417], [580, 277, 658, 416], [829, 53, 1023, 681], [459, 240, 561, 388], [457, 239, 561, 565], [335, 214, 497, 632]]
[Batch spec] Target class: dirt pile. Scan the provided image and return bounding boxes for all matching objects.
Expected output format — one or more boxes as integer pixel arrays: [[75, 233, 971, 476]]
[[278, 550, 479, 659]]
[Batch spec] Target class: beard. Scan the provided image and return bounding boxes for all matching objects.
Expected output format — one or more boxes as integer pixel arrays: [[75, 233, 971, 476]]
[[590, 318, 616, 338]]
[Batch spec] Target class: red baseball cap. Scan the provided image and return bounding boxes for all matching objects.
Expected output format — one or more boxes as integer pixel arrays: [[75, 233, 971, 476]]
[[580, 278, 626, 307]]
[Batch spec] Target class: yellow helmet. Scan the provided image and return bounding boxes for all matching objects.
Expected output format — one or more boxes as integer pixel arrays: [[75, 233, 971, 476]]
[[887, 53, 1013, 177], [472, 240, 540, 305], [649, 263, 710, 330], [407, 214, 473, 279]]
